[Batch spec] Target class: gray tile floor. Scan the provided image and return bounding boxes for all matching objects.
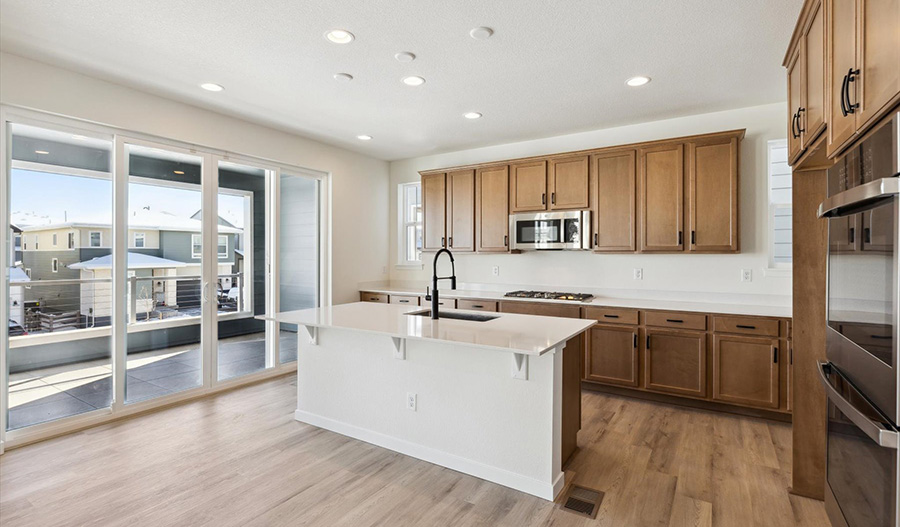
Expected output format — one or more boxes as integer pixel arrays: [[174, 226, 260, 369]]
[[8, 331, 298, 431]]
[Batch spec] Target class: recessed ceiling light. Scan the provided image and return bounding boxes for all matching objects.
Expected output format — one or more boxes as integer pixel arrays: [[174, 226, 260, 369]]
[[333, 73, 354, 82], [463, 112, 482, 119], [357, 135, 373, 141], [625, 76, 651, 87], [325, 29, 354, 44], [34, 150, 50, 155], [394, 51, 416, 63], [200, 83, 224, 92], [174, 170, 185, 175], [402, 76, 425, 86], [469, 27, 494, 40]]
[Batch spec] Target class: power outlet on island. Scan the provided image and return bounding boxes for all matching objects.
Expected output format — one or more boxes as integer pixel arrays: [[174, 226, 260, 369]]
[[406, 392, 417, 411], [741, 269, 752, 282], [633, 268, 643, 280], [492, 265, 500, 277]]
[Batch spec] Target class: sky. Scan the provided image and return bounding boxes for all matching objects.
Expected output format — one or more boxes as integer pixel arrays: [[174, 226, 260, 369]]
[[10, 169, 245, 228]]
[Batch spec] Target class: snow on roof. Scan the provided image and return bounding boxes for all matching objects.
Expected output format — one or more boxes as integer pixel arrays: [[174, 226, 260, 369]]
[[15, 209, 241, 234], [8, 267, 30, 282], [69, 252, 189, 270]]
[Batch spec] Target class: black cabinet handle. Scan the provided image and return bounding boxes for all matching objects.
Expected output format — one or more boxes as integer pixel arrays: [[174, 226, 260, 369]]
[[448, 236, 453, 247], [846, 68, 860, 113], [678, 231, 683, 245], [541, 193, 546, 205], [789, 347, 793, 364], [773, 346, 778, 363], [666, 319, 684, 324], [551, 192, 556, 205], [736, 324, 757, 330], [503, 235, 508, 246], [840, 73, 849, 116], [633, 333, 637, 349], [398, 300, 410, 303], [849, 227, 855, 244], [471, 305, 484, 309], [603, 314, 619, 318], [441, 236, 445, 247], [791, 112, 800, 138], [797, 107, 806, 134], [691, 230, 695, 245], [594, 232, 598, 246], [871, 335, 892, 340], [864, 227, 871, 244], [646, 335, 650, 349]]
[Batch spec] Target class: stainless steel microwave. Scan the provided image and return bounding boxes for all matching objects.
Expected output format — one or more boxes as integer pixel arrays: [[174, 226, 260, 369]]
[[509, 210, 591, 250]]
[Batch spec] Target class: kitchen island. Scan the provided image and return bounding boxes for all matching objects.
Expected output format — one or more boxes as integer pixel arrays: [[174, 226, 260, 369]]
[[264, 302, 594, 500]]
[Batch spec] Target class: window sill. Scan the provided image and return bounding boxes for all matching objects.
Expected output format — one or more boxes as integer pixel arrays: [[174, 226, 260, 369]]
[[763, 267, 792, 278], [395, 263, 423, 271]]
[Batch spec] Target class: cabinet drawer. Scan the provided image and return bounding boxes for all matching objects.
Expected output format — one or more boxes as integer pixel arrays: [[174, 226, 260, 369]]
[[390, 295, 420, 306], [457, 299, 498, 312], [432, 298, 457, 308], [360, 292, 388, 303], [582, 306, 639, 325], [645, 311, 707, 331], [713, 316, 780, 337]]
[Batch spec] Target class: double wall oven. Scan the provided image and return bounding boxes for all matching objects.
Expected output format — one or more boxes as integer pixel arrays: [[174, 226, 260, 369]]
[[819, 111, 900, 527]]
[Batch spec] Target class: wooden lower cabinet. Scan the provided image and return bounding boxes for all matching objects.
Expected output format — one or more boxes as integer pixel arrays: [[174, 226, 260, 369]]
[[585, 325, 639, 387], [712, 334, 780, 409], [644, 328, 707, 398]]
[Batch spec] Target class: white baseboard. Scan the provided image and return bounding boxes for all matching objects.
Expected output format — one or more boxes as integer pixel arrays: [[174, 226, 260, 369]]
[[294, 410, 562, 501]]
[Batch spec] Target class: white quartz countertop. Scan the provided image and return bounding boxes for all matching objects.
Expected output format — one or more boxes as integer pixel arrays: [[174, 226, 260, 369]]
[[360, 285, 792, 318], [262, 302, 595, 356]]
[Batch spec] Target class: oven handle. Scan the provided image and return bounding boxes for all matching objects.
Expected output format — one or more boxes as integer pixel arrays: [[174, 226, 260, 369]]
[[818, 177, 900, 218], [817, 361, 900, 449]]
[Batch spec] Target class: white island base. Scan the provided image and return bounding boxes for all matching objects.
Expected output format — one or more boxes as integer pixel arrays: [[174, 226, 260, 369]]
[[271, 302, 594, 501]]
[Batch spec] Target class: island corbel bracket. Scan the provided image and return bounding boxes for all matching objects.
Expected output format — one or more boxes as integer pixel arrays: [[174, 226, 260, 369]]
[[392, 336, 407, 360], [303, 325, 318, 345], [511, 352, 529, 380]]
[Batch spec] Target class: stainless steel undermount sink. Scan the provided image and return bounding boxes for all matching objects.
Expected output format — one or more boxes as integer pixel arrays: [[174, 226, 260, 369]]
[[406, 310, 499, 322]]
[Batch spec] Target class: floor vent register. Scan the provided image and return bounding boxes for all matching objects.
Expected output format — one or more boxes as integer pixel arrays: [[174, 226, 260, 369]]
[[561, 485, 604, 518]]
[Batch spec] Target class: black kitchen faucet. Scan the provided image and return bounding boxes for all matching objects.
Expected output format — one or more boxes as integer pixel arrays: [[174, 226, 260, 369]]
[[430, 248, 456, 319]]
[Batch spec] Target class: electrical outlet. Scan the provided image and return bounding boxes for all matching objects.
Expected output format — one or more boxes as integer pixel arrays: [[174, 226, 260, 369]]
[[492, 265, 500, 277], [406, 392, 417, 411], [741, 269, 752, 282], [633, 268, 643, 280]]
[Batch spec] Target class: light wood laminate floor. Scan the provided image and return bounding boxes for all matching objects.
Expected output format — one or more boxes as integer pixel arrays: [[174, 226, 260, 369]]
[[0, 375, 828, 527]]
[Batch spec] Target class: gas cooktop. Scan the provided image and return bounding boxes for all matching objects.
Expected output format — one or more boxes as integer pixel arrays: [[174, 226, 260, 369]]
[[504, 290, 594, 302]]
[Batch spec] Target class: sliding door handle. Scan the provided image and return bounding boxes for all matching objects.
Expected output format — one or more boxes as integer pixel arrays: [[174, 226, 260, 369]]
[[202, 282, 210, 303]]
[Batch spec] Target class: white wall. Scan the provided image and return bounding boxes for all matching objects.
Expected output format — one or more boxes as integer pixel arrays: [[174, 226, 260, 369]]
[[389, 102, 791, 297], [0, 52, 390, 304]]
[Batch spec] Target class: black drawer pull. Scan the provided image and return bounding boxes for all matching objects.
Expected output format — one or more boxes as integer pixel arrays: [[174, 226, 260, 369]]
[[666, 319, 683, 323], [646, 335, 650, 349], [736, 324, 756, 330], [871, 335, 892, 340], [603, 314, 620, 318], [471, 304, 484, 309], [633, 333, 637, 348], [398, 300, 410, 303], [773, 346, 778, 363]]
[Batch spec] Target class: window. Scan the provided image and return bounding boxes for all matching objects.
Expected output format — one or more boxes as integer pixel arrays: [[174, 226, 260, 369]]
[[14, 234, 21, 249], [52, 233, 58, 246], [398, 182, 422, 267], [89, 231, 101, 247], [51, 258, 59, 273], [34, 235, 39, 250], [218, 235, 228, 258], [191, 234, 202, 258], [768, 139, 793, 269], [25, 268, 31, 278], [68, 232, 75, 249], [134, 232, 145, 248]]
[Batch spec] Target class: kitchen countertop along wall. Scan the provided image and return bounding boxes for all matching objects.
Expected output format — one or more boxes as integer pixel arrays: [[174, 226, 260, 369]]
[[359, 281, 792, 318]]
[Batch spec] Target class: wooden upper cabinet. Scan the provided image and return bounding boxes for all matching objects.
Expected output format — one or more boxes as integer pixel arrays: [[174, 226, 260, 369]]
[[712, 334, 780, 409], [644, 328, 707, 398], [509, 161, 548, 212], [787, 44, 805, 162], [688, 136, 739, 252], [475, 165, 510, 252], [856, 0, 900, 128], [593, 150, 636, 252], [827, 0, 859, 155], [446, 170, 475, 252], [586, 325, 639, 387], [422, 173, 447, 251], [639, 143, 684, 252], [548, 155, 589, 210], [803, 0, 826, 144]]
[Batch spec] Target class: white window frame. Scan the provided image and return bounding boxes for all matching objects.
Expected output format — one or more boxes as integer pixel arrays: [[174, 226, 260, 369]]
[[217, 235, 228, 258], [51, 258, 59, 273], [766, 139, 793, 276], [397, 181, 422, 269], [33, 235, 38, 250], [89, 231, 102, 248], [52, 233, 57, 246], [133, 232, 145, 248], [68, 232, 75, 249], [191, 233, 202, 259]]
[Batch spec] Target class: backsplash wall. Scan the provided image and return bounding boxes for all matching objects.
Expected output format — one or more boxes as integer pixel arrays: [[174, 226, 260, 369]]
[[389, 102, 792, 298]]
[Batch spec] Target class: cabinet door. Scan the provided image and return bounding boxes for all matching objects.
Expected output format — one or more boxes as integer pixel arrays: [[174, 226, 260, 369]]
[[586, 325, 639, 387], [712, 334, 780, 409], [446, 169, 475, 252], [548, 155, 589, 210], [644, 329, 707, 398], [509, 161, 547, 212], [593, 150, 636, 252], [829, 213, 860, 252], [787, 45, 805, 162], [687, 137, 739, 252], [827, 0, 859, 155], [422, 173, 447, 250], [803, 0, 827, 144], [857, 0, 900, 128], [475, 165, 510, 252], [639, 143, 684, 252]]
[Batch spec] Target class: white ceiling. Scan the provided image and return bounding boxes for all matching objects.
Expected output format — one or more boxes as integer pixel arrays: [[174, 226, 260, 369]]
[[0, 1, 802, 161]]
